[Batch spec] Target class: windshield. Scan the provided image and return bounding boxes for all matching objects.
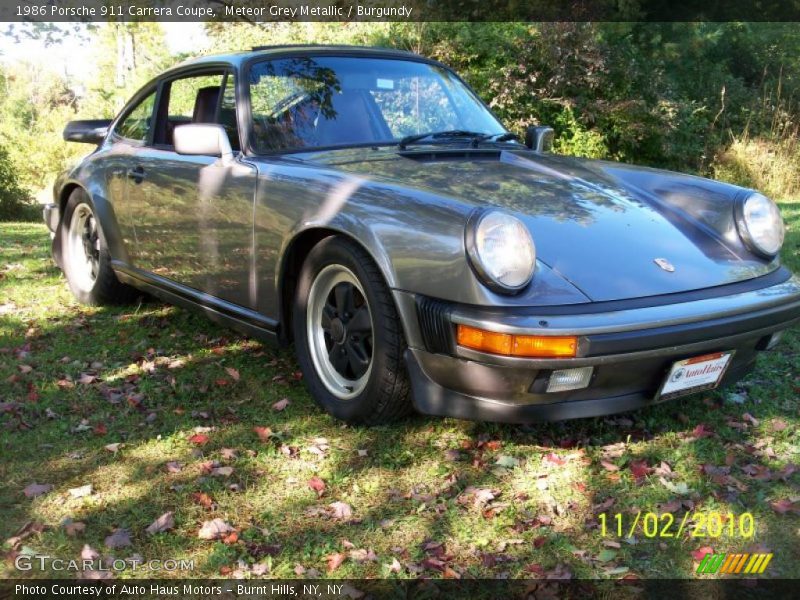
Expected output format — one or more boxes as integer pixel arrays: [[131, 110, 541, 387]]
[[247, 56, 507, 153]]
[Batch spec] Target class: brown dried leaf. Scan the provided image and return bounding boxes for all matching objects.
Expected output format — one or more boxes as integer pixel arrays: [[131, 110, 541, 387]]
[[198, 518, 234, 540], [23, 483, 52, 498], [104, 528, 131, 549], [145, 512, 175, 535], [272, 398, 290, 411]]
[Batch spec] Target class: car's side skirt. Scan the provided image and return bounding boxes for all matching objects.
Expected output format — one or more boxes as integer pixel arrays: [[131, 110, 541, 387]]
[[112, 262, 280, 344]]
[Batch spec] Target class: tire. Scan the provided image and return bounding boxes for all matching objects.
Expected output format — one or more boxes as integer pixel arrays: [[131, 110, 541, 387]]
[[293, 236, 412, 424], [60, 188, 135, 305]]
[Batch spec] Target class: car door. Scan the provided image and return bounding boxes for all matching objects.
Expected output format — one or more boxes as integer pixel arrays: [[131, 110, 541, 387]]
[[126, 70, 258, 309], [103, 87, 158, 262]]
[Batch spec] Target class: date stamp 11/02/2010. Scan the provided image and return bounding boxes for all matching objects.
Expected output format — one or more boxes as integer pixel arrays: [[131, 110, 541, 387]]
[[597, 511, 755, 539]]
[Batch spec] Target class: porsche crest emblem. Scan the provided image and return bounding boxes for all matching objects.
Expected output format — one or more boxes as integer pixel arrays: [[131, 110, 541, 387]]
[[654, 258, 675, 272]]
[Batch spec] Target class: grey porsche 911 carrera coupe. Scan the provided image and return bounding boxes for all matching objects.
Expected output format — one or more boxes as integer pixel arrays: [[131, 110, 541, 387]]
[[44, 45, 800, 424]]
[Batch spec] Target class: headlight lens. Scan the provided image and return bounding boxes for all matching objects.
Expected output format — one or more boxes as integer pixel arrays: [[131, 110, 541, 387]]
[[737, 193, 785, 257], [467, 210, 536, 292]]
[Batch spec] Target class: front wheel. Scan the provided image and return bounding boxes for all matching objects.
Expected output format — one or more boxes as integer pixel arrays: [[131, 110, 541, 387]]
[[60, 189, 134, 305], [293, 237, 412, 424]]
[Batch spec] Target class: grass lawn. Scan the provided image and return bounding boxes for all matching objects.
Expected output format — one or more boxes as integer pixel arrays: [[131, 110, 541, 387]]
[[1, 206, 799, 581]]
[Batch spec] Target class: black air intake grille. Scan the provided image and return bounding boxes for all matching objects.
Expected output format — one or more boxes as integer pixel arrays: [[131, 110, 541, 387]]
[[416, 296, 455, 355]]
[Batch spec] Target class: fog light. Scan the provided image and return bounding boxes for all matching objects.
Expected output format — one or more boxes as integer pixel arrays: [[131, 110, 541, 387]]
[[546, 367, 593, 393]]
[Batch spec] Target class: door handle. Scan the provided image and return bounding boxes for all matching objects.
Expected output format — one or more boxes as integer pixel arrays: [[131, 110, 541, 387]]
[[126, 166, 145, 183]]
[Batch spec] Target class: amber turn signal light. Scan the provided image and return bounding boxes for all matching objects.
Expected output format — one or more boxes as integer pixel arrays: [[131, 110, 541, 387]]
[[456, 324, 577, 358]]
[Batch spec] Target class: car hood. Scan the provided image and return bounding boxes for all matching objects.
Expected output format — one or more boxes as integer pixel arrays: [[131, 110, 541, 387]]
[[294, 147, 775, 302]]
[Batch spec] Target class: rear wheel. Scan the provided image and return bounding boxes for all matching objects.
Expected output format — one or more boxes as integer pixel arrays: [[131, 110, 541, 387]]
[[60, 189, 134, 305], [293, 236, 412, 424]]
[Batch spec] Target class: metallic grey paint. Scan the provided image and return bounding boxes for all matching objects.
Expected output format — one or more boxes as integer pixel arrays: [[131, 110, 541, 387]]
[[47, 46, 800, 423]]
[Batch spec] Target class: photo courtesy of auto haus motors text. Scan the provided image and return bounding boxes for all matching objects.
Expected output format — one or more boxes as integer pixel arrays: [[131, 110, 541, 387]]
[[1, 0, 800, 598], [14, 583, 348, 596]]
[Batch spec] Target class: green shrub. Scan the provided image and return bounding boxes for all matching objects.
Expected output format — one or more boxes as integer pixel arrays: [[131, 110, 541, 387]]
[[0, 143, 36, 222]]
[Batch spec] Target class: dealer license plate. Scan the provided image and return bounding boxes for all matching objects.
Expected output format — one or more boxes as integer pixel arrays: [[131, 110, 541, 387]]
[[658, 351, 734, 401]]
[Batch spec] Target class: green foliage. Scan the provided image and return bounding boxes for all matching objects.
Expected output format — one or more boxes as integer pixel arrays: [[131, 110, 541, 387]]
[[2, 22, 800, 201], [0, 142, 34, 221]]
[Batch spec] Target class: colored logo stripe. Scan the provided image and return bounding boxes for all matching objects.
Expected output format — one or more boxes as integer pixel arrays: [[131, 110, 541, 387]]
[[697, 553, 773, 575]]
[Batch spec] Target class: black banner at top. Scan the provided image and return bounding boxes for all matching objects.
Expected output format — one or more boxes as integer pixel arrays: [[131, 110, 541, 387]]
[[2, 0, 800, 23]]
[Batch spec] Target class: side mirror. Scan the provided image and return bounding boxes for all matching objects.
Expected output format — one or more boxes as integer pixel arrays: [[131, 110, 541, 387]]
[[63, 120, 111, 145], [174, 124, 233, 163], [525, 126, 554, 153]]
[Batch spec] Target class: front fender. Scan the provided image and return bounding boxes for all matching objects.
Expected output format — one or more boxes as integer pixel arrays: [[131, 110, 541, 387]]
[[257, 164, 589, 320]]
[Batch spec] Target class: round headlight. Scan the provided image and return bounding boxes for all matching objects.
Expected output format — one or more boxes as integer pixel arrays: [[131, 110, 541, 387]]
[[466, 210, 536, 293], [736, 193, 785, 258]]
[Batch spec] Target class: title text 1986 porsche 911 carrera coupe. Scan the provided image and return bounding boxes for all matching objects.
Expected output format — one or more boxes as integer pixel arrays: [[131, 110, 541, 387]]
[[44, 45, 800, 424]]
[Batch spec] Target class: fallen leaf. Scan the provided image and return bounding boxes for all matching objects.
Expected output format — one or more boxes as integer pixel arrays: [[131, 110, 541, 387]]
[[105, 528, 131, 549], [225, 367, 240, 382], [495, 455, 519, 468], [742, 412, 759, 427], [191, 492, 215, 510], [600, 460, 620, 472], [329, 501, 352, 520], [308, 476, 326, 497], [198, 518, 234, 540], [692, 546, 714, 561], [770, 499, 800, 515], [23, 483, 52, 498], [220, 448, 238, 460], [543, 452, 567, 466], [211, 466, 234, 477], [64, 521, 86, 536], [104, 443, 124, 453], [443, 566, 461, 579], [596, 548, 618, 562], [326, 552, 345, 572], [272, 398, 290, 411], [629, 460, 653, 481], [386, 557, 402, 573], [770, 418, 788, 432], [165, 461, 183, 473], [253, 426, 273, 441], [222, 531, 239, 545], [81, 544, 100, 560], [251, 563, 269, 576], [146, 512, 175, 535], [92, 423, 107, 436], [188, 433, 209, 445], [78, 372, 97, 385], [660, 478, 690, 495], [471, 488, 497, 507], [68, 484, 93, 499], [692, 424, 714, 439]]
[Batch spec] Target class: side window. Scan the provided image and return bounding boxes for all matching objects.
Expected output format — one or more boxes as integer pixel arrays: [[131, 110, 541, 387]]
[[116, 91, 156, 142], [157, 72, 240, 151]]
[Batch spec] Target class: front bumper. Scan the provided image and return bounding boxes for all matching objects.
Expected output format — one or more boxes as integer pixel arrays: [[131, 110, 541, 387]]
[[400, 271, 800, 423], [43, 202, 60, 235]]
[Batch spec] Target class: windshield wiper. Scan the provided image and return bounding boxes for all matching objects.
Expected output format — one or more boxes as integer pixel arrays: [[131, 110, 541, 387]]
[[470, 132, 520, 147], [398, 130, 488, 150]]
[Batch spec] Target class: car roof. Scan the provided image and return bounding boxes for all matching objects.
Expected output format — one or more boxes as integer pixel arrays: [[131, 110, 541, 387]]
[[172, 45, 432, 72]]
